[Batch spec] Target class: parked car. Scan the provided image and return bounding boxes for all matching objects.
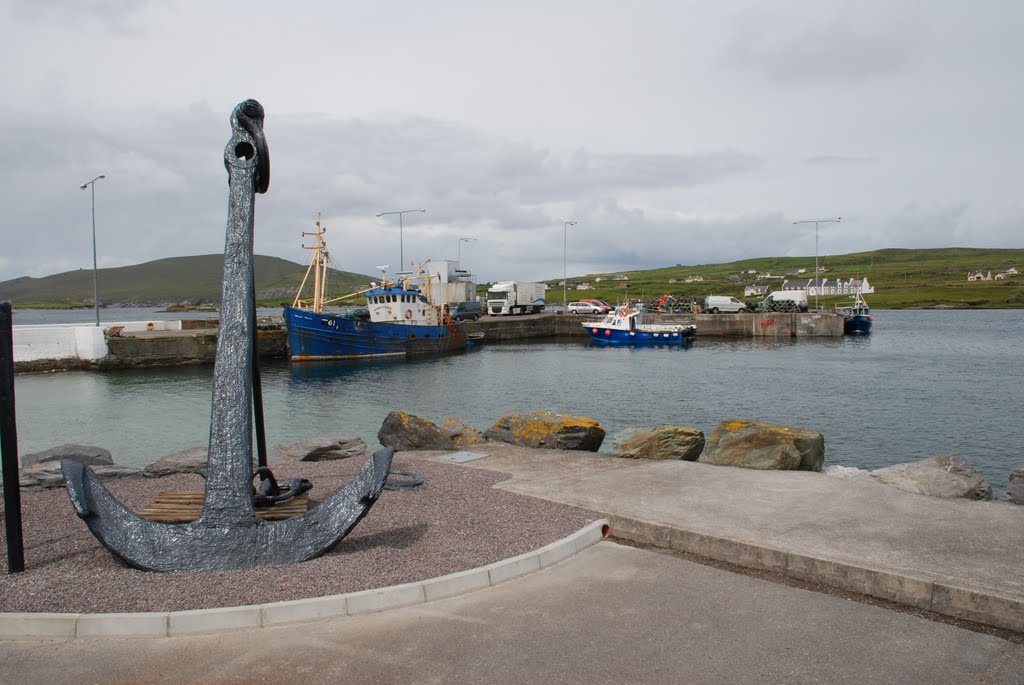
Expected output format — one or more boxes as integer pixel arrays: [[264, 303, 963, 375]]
[[453, 300, 483, 321], [702, 295, 747, 313], [579, 299, 613, 313], [567, 301, 604, 315]]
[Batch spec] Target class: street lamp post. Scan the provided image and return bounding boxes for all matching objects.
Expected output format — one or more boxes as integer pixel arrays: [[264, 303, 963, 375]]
[[563, 220, 577, 311], [457, 237, 476, 268], [375, 209, 426, 271], [80, 175, 106, 326], [793, 217, 842, 311]]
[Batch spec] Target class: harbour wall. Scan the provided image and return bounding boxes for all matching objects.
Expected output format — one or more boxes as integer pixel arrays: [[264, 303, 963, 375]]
[[11, 312, 843, 371], [477, 312, 844, 340]]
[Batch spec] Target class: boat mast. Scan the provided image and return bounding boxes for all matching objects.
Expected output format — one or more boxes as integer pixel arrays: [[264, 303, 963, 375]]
[[293, 213, 329, 313]]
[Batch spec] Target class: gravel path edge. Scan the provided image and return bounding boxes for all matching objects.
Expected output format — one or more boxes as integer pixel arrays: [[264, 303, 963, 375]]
[[0, 519, 610, 640]]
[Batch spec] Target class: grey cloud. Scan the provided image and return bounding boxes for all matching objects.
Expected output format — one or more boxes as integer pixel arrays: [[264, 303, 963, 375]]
[[722, 9, 918, 86]]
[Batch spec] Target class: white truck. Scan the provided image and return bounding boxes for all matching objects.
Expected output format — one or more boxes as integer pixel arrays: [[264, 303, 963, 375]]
[[486, 281, 547, 315]]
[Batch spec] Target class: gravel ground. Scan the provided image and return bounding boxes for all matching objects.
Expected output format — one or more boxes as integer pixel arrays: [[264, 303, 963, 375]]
[[0, 455, 597, 614]]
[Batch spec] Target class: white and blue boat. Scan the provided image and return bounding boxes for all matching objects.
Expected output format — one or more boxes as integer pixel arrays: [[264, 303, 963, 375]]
[[838, 291, 873, 335], [582, 306, 696, 345], [283, 216, 470, 360]]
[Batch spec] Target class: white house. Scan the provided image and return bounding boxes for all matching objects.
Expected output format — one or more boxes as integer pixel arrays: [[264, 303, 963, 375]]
[[968, 270, 992, 281], [744, 284, 770, 297]]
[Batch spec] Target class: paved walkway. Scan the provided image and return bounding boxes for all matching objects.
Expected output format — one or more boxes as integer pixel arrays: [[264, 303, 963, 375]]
[[2, 543, 1021, 684], [436, 444, 1024, 632], [2, 445, 1023, 683]]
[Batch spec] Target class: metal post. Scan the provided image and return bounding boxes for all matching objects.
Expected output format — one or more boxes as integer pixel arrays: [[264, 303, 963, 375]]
[[793, 217, 841, 311], [81, 175, 106, 326], [563, 220, 576, 311], [376, 209, 426, 271], [457, 237, 475, 269], [1, 302, 25, 573]]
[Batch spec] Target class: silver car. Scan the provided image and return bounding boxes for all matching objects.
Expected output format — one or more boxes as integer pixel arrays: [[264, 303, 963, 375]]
[[567, 301, 604, 315]]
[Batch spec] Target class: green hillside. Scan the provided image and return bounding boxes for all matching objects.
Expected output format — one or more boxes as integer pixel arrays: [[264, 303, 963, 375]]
[[532, 247, 1024, 309], [0, 255, 374, 308]]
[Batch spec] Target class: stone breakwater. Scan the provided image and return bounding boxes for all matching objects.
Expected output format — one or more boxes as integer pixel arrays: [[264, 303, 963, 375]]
[[13, 410, 1022, 505]]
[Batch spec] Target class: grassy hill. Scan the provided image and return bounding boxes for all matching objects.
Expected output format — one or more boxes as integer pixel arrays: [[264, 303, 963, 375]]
[[518, 247, 1024, 309], [0, 255, 375, 308]]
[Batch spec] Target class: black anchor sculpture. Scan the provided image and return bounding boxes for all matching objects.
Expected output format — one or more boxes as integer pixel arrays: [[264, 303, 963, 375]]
[[61, 100, 395, 571]]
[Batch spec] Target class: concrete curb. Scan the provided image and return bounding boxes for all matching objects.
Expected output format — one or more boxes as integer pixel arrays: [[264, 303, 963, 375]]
[[0, 519, 610, 640], [603, 513, 1024, 633]]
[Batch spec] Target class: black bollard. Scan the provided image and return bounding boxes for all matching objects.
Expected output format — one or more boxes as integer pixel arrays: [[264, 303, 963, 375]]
[[1, 302, 25, 573]]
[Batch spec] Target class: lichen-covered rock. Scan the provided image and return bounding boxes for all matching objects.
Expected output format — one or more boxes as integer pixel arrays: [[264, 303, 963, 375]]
[[870, 456, 994, 501], [378, 411, 456, 451], [21, 461, 142, 489], [1008, 466, 1024, 505], [698, 419, 824, 471], [613, 426, 704, 460], [271, 434, 370, 462], [143, 446, 208, 477], [440, 418, 488, 447], [20, 443, 113, 469], [484, 412, 605, 451]]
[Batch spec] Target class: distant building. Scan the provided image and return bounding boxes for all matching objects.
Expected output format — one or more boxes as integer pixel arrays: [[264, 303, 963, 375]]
[[784, 277, 874, 296], [994, 267, 1019, 280], [968, 270, 992, 281], [744, 284, 770, 297], [668, 278, 678, 284], [615, 274, 630, 281], [728, 275, 743, 284], [576, 283, 592, 290], [684, 275, 704, 283]]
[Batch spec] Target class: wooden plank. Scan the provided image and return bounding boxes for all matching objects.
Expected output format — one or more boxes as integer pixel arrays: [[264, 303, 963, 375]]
[[140, 491, 309, 523]]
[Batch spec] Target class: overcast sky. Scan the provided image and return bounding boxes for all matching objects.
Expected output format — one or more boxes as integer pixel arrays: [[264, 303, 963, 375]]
[[2, 1, 1021, 286]]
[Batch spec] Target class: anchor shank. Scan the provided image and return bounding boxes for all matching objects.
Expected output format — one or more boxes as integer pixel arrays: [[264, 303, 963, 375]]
[[202, 116, 262, 525]]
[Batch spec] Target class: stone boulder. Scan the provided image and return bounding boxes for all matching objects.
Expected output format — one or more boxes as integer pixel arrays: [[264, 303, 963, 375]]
[[20, 443, 113, 469], [440, 418, 488, 447], [21, 461, 142, 489], [378, 411, 456, 451], [1008, 466, 1024, 505], [823, 465, 873, 482], [613, 426, 705, 461], [271, 434, 370, 462], [484, 412, 605, 451], [143, 446, 208, 477], [870, 456, 994, 501], [698, 419, 824, 471]]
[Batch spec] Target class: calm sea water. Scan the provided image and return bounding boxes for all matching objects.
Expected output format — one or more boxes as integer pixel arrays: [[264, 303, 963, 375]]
[[9, 309, 1024, 494]]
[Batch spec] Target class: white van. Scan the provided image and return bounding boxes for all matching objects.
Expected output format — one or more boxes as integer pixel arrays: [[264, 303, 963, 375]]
[[703, 295, 747, 313]]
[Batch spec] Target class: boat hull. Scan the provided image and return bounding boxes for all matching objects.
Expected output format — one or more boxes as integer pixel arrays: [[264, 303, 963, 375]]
[[844, 315, 873, 335], [284, 306, 469, 359], [585, 325, 695, 345]]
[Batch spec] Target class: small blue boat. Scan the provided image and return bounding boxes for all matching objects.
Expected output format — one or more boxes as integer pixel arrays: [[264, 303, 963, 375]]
[[582, 306, 696, 345], [283, 215, 470, 360], [838, 291, 873, 335]]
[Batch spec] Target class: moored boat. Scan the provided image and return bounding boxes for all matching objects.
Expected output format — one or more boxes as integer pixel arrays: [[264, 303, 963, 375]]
[[583, 306, 696, 345], [283, 215, 470, 360], [838, 291, 873, 335]]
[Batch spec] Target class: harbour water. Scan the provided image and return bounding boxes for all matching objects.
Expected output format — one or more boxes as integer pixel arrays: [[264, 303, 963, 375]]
[[9, 308, 1024, 495]]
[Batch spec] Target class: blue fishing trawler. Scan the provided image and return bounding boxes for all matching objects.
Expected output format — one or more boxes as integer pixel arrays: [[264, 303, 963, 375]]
[[283, 215, 470, 360], [582, 306, 696, 345]]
